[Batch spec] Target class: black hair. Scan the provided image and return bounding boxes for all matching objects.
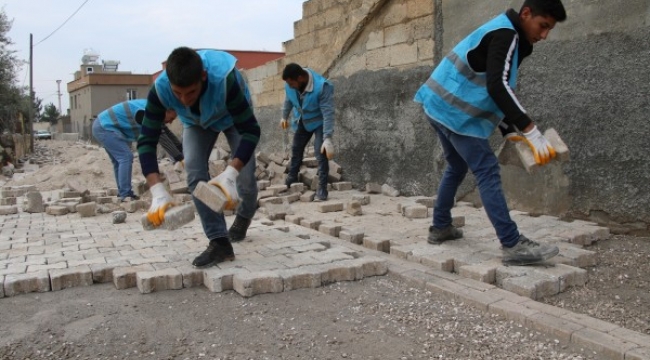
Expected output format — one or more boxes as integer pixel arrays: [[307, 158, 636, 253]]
[[165, 47, 204, 87], [282, 63, 307, 81], [521, 0, 567, 22]]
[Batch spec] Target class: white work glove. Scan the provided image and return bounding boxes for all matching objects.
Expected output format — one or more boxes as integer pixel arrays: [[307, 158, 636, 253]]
[[208, 165, 240, 211], [280, 118, 289, 130], [507, 125, 556, 165], [320, 138, 334, 160], [146, 183, 175, 227]]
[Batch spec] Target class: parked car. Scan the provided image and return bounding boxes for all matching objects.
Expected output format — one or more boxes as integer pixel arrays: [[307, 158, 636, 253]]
[[34, 130, 52, 140]]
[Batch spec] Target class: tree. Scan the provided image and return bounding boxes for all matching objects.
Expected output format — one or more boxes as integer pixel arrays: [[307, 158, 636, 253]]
[[41, 103, 60, 125], [0, 7, 25, 133]]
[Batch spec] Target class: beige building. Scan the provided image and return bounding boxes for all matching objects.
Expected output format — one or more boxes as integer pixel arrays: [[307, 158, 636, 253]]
[[66, 54, 152, 140]]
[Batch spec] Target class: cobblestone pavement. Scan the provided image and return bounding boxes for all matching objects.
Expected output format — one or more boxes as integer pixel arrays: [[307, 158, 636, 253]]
[[1, 187, 649, 359]]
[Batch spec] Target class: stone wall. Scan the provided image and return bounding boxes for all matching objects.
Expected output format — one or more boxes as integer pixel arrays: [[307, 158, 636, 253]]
[[245, 0, 650, 232]]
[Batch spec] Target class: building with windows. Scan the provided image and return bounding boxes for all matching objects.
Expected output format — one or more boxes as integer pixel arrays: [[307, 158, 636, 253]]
[[66, 50, 152, 140]]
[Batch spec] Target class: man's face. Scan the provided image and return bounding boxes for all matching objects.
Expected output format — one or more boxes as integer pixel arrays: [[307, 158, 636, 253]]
[[170, 70, 207, 106], [285, 75, 307, 91], [519, 7, 557, 44]]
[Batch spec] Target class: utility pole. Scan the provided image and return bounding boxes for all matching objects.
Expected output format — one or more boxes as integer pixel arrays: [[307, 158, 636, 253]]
[[56, 80, 62, 114], [28, 33, 34, 153]]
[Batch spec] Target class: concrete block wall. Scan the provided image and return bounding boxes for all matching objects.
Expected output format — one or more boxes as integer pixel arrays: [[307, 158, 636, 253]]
[[246, 0, 650, 232]]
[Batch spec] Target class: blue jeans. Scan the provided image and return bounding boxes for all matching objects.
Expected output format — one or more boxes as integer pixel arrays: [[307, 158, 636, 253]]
[[431, 121, 519, 247], [184, 125, 258, 240], [92, 119, 135, 199], [288, 121, 329, 188]]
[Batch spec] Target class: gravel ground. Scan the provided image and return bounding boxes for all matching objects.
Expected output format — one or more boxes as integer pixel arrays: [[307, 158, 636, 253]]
[[542, 234, 650, 335], [0, 276, 608, 360]]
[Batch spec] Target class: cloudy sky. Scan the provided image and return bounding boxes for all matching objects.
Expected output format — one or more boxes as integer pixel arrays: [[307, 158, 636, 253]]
[[4, 0, 304, 112]]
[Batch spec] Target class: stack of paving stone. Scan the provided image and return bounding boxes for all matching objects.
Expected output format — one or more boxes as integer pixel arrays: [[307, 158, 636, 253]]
[[254, 150, 343, 189]]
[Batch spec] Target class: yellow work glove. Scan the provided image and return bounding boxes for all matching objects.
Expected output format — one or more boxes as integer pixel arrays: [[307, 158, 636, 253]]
[[208, 165, 240, 211], [146, 183, 175, 227], [507, 125, 556, 165]]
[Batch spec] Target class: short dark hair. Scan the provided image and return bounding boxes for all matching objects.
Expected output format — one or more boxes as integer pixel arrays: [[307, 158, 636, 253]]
[[521, 0, 567, 22], [282, 63, 307, 81], [165, 47, 203, 87]]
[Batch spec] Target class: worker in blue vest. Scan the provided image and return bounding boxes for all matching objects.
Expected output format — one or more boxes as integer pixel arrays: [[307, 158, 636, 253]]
[[92, 99, 181, 202], [414, 0, 566, 265], [281, 63, 335, 201], [137, 47, 261, 268]]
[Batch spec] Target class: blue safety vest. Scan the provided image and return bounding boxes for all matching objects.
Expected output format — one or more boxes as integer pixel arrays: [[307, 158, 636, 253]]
[[414, 13, 519, 138], [155, 50, 249, 131], [285, 69, 329, 132], [97, 99, 145, 142]]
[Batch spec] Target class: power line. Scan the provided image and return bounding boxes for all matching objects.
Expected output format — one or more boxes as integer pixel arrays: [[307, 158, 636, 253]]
[[34, 0, 91, 47]]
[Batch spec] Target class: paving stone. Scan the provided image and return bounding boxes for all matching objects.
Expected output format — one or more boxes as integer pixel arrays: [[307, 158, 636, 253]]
[[283, 214, 303, 225], [0, 206, 18, 215], [352, 194, 370, 205], [112, 264, 156, 290], [257, 179, 271, 190], [321, 261, 363, 284], [458, 260, 501, 284], [203, 267, 250, 292], [403, 204, 428, 219], [608, 328, 650, 352], [300, 219, 321, 230], [50, 266, 93, 291], [625, 347, 650, 360], [112, 211, 127, 224], [381, 184, 400, 197], [318, 223, 341, 237], [259, 196, 283, 207], [91, 262, 128, 283], [76, 202, 97, 217], [279, 267, 322, 291], [366, 183, 382, 194], [289, 183, 305, 193], [300, 191, 315, 202], [346, 200, 363, 216], [0, 197, 16, 206], [46, 205, 69, 216], [572, 327, 638, 360], [333, 182, 353, 191], [233, 270, 284, 297], [339, 227, 365, 244], [4, 271, 51, 296], [281, 192, 301, 203], [136, 268, 183, 294], [488, 299, 540, 324], [363, 237, 390, 253], [24, 191, 45, 213], [317, 202, 344, 213]]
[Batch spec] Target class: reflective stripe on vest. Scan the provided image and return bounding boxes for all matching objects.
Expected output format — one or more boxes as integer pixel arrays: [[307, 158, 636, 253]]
[[108, 102, 140, 139], [424, 77, 502, 126]]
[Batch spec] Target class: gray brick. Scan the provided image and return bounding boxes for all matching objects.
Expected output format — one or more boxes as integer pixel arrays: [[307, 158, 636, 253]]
[[525, 313, 584, 343], [76, 202, 96, 217], [0, 206, 18, 215], [50, 266, 93, 291], [352, 194, 370, 205], [136, 268, 183, 294], [572, 327, 637, 360], [284, 214, 304, 225], [339, 227, 365, 244], [300, 191, 315, 202], [403, 204, 428, 219], [363, 237, 390, 253], [46, 206, 69, 216], [300, 219, 321, 230], [233, 271, 283, 297], [279, 267, 322, 291], [625, 347, 650, 360], [91, 262, 128, 283], [366, 183, 382, 194], [332, 182, 353, 191], [321, 261, 364, 284], [318, 223, 341, 237], [317, 202, 344, 213], [203, 267, 250, 292], [113, 264, 156, 290], [4, 271, 51, 296], [177, 266, 203, 288]]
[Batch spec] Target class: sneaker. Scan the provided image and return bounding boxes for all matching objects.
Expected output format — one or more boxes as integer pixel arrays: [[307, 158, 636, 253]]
[[502, 235, 559, 265], [192, 238, 235, 268], [229, 215, 252, 242], [120, 195, 140, 203], [427, 225, 463, 245], [314, 188, 328, 201]]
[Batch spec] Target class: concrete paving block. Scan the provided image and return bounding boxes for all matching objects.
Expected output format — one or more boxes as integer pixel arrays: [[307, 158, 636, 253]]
[[312, 249, 355, 264], [318, 223, 341, 237], [333, 182, 353, 191], [525, 313, 584, 343], [0, 197, 16, 206], [419, 252, 457, 273], [300, 219, 322, 230], [49, 266, 93, 291], [321, 261, 364, 284], [488, 300, 540, 324], [506, 128, 570, 174], [112, 264, 156, 290], [317, 202, 344, 213], [140, 204, 195, 231], [452, 216, 466, 228], [76, 202, 96, 217], [414, 197, 435, 208], [345, 200, 363, 216], [4, 271, 51, 296], [352, 194, 370, 205], [112, 211, 127, 224], [170, 182, 189, 194], [233, 271, 284, 297], [625, 347, 650, 360], [300, 191, 315, 202], [532, 264, 587, 292], [381, 184, 400, 197], [572, 327, 638, 360], [259, 196, 283, 207], [403, 204, 428, 219], [281, 192, 301, 203], [203, 267, 250, 292], [366, 183, 382, 194], [358, 257, 388, 277], [562, 311, 620, 333], [24, 191, 45, 213], [339, 227, 365, 244], [608, 328, 650, 353], [91, 262, 128, 283], [279, 267, 322, 291], [458, 261, 500, 284], [284, 214, 304, 225], [257, 179, 271, 190], [0, 206, 18, 215], [363, 237, 390, 253], [136, 268, 183, 294], [95, 196, 114, 204], [500, 272, 559, 300], [192, 181, 228, 213], [289, 183, 305, 193], [46, 205, 69, 216], [554, 245, 597, 268]]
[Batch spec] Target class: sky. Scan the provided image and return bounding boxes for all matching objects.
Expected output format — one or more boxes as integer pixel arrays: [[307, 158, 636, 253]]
[[3, 0, 304, 113]]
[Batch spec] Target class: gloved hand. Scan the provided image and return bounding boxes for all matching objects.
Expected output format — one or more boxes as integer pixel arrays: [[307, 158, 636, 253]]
[[146, 183, 175, 226], [320, 138, 334, 160], [280, 118, 289, 130], [507, 125, 556, 165], [208, 165, 240, 211]]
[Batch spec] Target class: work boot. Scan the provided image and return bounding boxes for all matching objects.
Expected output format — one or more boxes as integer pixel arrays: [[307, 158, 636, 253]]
[[192, 238, 235, 268], [314, 187, 328, 202], [285, 174, 298, 189], [229, 215, 252, 243], [427, 225, 463, 245], [502, 235, 559, 265]]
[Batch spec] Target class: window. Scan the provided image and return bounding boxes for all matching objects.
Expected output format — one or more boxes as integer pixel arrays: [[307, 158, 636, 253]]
[[126, 89, 137, 100], [86, 67, 94, 73]]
